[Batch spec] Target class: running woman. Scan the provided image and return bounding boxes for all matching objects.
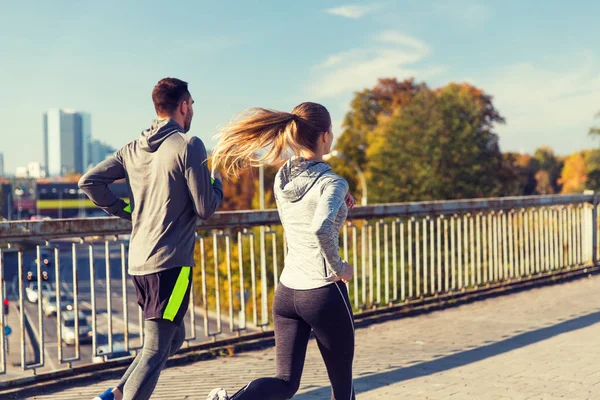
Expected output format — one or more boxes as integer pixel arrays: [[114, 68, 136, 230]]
[[207, 102, 356, 400]]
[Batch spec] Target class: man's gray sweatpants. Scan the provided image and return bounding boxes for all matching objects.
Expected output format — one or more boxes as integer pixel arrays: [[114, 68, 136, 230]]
[[116, 319, 185, 400]]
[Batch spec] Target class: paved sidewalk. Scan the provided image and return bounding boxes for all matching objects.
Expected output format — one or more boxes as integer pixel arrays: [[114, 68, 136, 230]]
[[22, 274, 600, 399]]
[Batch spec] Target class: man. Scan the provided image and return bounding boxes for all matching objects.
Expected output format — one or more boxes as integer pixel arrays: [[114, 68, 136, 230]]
[[79, 77, 223, 400]]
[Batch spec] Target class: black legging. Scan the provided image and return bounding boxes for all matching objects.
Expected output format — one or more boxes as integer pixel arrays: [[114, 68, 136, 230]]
[[231, 281, 355, 400]]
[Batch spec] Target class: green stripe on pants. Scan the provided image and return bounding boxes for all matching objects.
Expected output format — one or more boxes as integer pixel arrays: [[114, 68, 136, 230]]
[[163, 266, 191, 321]]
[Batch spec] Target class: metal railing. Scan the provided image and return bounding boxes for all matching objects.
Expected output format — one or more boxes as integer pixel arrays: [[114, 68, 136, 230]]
[[0, 193, 597, 382]]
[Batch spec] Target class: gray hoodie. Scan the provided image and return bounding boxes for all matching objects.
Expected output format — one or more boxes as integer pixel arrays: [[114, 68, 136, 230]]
[[275, 158, 349, 290], [79, 119, 223, 275]]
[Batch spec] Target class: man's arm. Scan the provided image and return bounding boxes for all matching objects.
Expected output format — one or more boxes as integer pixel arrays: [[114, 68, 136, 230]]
[[185, 137, 224, 220], [78, 153, 131, 221]]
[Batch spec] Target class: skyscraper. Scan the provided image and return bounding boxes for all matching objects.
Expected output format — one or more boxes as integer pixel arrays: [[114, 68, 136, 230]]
[[89, 139, 116, 167], [0, 152, 4, 177], [43, 109, 91, 176], [81, 113, 92, 172]]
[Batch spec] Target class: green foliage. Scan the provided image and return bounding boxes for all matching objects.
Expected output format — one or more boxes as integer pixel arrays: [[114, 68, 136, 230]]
[[334, 78, 424, 200], [584, 149, 600, 191], [192, 224, 285, 327], [332, 76, 600, 201], [499, 152, 535, 196], [358, 82, 506, 202], [533, 147, 563, 194], [190, 164, 282, 327]]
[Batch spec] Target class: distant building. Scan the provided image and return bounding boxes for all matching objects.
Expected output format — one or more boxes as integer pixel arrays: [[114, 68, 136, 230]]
[[89, 139, 116, 168], [14, 162, 46, 179], [15, 167, 28, 178], [0, 152, 4, 177], [43, 109, 91, 176], [27, 162, 45, 179]]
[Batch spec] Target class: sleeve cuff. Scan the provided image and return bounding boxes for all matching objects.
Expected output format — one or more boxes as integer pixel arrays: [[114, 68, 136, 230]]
[[212, 177, 223, 188], [107, 199, 132, 221], [330, 258, 345, 275]]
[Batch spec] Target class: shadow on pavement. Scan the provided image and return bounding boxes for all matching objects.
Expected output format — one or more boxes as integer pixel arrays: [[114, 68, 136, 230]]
[[295, 311, 600, 399]]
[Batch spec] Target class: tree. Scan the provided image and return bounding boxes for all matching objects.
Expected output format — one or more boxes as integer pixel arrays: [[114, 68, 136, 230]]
[[559, 152, 587, 193], [216, 164, 279, 212], [535, 170, 554, 194], [582, 149, 600, 191], [192, 164, 281, 320], [499, 148, 563, 196], [365, 82, 506, 202], [332, 78, 425, 199], [365, 88, 440, 201], [500, 152, 538, 196], [250, 165, 278, 210], [219, 169, 257, 211], [533, 146, 563, 193]]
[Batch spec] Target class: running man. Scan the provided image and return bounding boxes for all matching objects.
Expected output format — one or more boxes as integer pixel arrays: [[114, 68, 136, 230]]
[[79, 77, 223, 400]]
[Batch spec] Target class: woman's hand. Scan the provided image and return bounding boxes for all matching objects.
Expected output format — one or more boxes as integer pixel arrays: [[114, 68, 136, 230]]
[[338, 261, 354, 283], [345, 192, 356, 209]]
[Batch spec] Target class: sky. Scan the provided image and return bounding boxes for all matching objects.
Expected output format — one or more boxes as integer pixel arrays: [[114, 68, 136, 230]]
[[1, 0, 600, 174]]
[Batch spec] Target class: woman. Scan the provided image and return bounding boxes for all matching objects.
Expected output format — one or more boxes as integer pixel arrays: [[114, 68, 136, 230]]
[[207, 102, 356, 400]]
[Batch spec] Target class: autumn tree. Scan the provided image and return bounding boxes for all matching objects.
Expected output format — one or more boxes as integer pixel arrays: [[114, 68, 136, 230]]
[[582, 149, 600, 191], [533, 147, 563, 193], [215, 164, 280, 212], [219, 169, 257, 211], [363, 82, 506, 202], [500, 152, 538, 196], [535, 170, 554, 194], [559, 152, 587, 193], [332, 78, 425, 202]]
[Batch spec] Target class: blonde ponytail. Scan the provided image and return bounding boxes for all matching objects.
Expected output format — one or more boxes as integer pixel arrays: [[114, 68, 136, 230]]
[[211, 102, 331, 178]]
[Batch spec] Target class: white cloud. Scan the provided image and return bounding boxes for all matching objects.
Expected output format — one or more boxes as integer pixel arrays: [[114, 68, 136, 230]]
[[375, 31, 431, 54], [433, 0, 490, 28], [471, 56, 600, 154], [309, 26, 599, 156], [325, 4, 377, 19], [317, 50, 365, 69], [309, 31, 443, 98]]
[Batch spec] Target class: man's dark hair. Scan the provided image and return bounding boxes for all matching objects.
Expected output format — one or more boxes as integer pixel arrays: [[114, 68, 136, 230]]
[[152, 78, 190, 116]]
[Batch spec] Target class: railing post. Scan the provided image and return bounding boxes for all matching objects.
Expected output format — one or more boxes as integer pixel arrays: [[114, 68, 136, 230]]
[[592, 194, 598, 266]]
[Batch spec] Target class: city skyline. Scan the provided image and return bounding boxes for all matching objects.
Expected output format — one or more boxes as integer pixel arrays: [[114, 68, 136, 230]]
[[89, 139, 116, 167], [1, 1, 600, 174], [5, 128, 116, 179], [0, 109, 118, 179]]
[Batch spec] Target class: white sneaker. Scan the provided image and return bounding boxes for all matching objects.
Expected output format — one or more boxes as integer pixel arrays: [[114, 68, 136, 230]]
[[206, 388, 230, 400]]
